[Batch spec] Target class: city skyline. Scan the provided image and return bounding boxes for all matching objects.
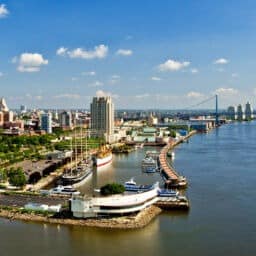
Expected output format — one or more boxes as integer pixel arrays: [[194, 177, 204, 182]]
[[1, 1, 256, 109]]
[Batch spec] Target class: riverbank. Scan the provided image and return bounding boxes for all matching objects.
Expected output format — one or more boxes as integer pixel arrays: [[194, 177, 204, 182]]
[[0, 205, 162, 229]]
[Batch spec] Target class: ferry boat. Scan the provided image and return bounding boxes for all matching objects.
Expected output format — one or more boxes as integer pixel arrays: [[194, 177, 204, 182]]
[[71, 182, 159, 218], [124, 178, 154, 192], [50, 185, 80, 195], [157, 188, 179, 197]]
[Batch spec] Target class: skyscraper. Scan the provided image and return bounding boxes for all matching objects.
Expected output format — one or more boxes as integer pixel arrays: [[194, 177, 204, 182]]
[[59, 111, 72, 129], [40, 112, 52, 133], [244, 102, 253, 120], [236, 104, 244, 121], [90, 96, 114, 143], [227, 106, 236, 120]]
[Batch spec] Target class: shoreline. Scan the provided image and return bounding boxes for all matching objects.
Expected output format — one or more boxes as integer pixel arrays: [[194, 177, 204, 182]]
[[0, 205, 162, 229]]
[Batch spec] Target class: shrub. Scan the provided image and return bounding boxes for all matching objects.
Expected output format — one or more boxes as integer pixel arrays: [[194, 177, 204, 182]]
[[100, 183, 125, 196]]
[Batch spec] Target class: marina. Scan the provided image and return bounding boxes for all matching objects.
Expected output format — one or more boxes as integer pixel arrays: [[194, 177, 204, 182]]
[[0, 122, 256, 255]]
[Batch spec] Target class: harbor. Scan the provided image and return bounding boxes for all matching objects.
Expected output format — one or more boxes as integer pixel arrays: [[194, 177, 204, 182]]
[[1, 122, 256, 255]]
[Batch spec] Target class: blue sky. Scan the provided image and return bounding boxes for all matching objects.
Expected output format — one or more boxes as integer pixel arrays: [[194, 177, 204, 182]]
[[0, 0, 256, 109]]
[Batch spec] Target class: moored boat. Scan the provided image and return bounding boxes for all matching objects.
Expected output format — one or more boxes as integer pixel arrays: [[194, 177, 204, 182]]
[[124, 178, 154, 192]]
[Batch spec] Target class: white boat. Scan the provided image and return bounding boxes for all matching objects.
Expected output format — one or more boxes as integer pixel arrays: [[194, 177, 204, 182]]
[[71, 182, 159, 218], [50, 185, 80, 195], [141, 156, 158, 172], [124, 178, 154, 192], [95, 151, 113, 167]]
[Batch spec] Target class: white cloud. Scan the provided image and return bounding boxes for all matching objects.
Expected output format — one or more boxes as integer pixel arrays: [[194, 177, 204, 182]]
[[214, 58, 229, 64], [135, 93, 150, 99], [116, 49, 133, 56], [96, 90, 119, 99], [54, 94, 81, 99], [215, 87, 238, 96], [89, 81, 103, 87], [191, 68, 199, 74], [186, 91, 204, 98], [58, 45, 108, 59], [0, 4, 9, 18], [14, 53, 48, 72], [0, 72, 3, 77], [82, 71, 96, 76], [71, 77, 78, 81], [151, 76, 162, 81], [111, 75, 120, 79], [231, 73, 239, 78], [158, 59, 190, 72], [56, 47, 68, 56]]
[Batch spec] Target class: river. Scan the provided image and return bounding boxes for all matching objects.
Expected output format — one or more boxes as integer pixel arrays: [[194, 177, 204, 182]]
[[0, 121, 255, 256]]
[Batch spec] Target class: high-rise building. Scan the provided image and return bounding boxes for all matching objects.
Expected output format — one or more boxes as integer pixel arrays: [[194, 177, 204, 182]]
[[20, 105, 27, 113], [40, 112, 52, 133], [236, 104, 244, 121], [244, 102, 253, 120], [0, 98, 9, 112], [90, 96, 114, 143], [227, 106, 236, 120], [59, 111, 72, 129]]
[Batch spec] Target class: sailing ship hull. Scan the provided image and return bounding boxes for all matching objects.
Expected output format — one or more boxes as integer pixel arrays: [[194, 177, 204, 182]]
[[61, 168, 92, 186], [95, 153, 113, 167]]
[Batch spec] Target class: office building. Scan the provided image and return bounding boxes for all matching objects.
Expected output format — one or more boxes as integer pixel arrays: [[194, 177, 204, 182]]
[[244, 102, 253, 120], [227, 106, 236, 120], [59, 111, 72, 129], [236, 104, 244, 121], [90, 96, 114, 143], [40, 112, 52, 133]]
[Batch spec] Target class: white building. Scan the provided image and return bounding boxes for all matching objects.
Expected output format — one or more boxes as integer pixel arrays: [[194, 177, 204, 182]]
[[41, 112, 52, 133], [90, 96, 114, 143]]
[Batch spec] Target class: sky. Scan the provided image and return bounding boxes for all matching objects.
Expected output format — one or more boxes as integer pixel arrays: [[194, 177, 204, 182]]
[[1, 0, 256, 109]]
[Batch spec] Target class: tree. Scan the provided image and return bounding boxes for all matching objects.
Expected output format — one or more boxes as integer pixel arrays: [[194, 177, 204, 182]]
[[0, 168, 7, 182], [100, 183, 125, 196], [8, 167, 26, 187]]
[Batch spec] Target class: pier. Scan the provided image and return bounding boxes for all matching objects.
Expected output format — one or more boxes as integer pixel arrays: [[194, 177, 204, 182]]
[[159, 131, 196, 188]]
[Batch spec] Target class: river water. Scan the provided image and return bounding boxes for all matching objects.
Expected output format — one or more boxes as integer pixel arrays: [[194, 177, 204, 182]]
[[0, 122, 256, 256]]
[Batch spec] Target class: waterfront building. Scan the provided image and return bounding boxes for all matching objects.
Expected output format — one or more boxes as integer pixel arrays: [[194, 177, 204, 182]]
[[90, 96, 114, 143], [71, 183, 159, 218], [236, 104, 244, 121], [244, 102, 253, 120], [227, 106, 236, 120], [40, 112, 52, 133], [59, 111, 72, 129]]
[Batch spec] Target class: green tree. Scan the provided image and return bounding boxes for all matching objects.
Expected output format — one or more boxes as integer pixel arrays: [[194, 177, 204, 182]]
[[0, 168, 7, 182], [8, 167, 26, 187], [100, 183, 125, 196]]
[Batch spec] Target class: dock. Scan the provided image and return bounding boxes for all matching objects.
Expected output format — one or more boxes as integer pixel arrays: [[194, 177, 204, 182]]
[[158, 131, 196, 188]]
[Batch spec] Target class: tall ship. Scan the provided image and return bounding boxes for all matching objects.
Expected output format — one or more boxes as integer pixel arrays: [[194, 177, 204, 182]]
[[61, 127, 93, 187], [93, 145, 113, 168]]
